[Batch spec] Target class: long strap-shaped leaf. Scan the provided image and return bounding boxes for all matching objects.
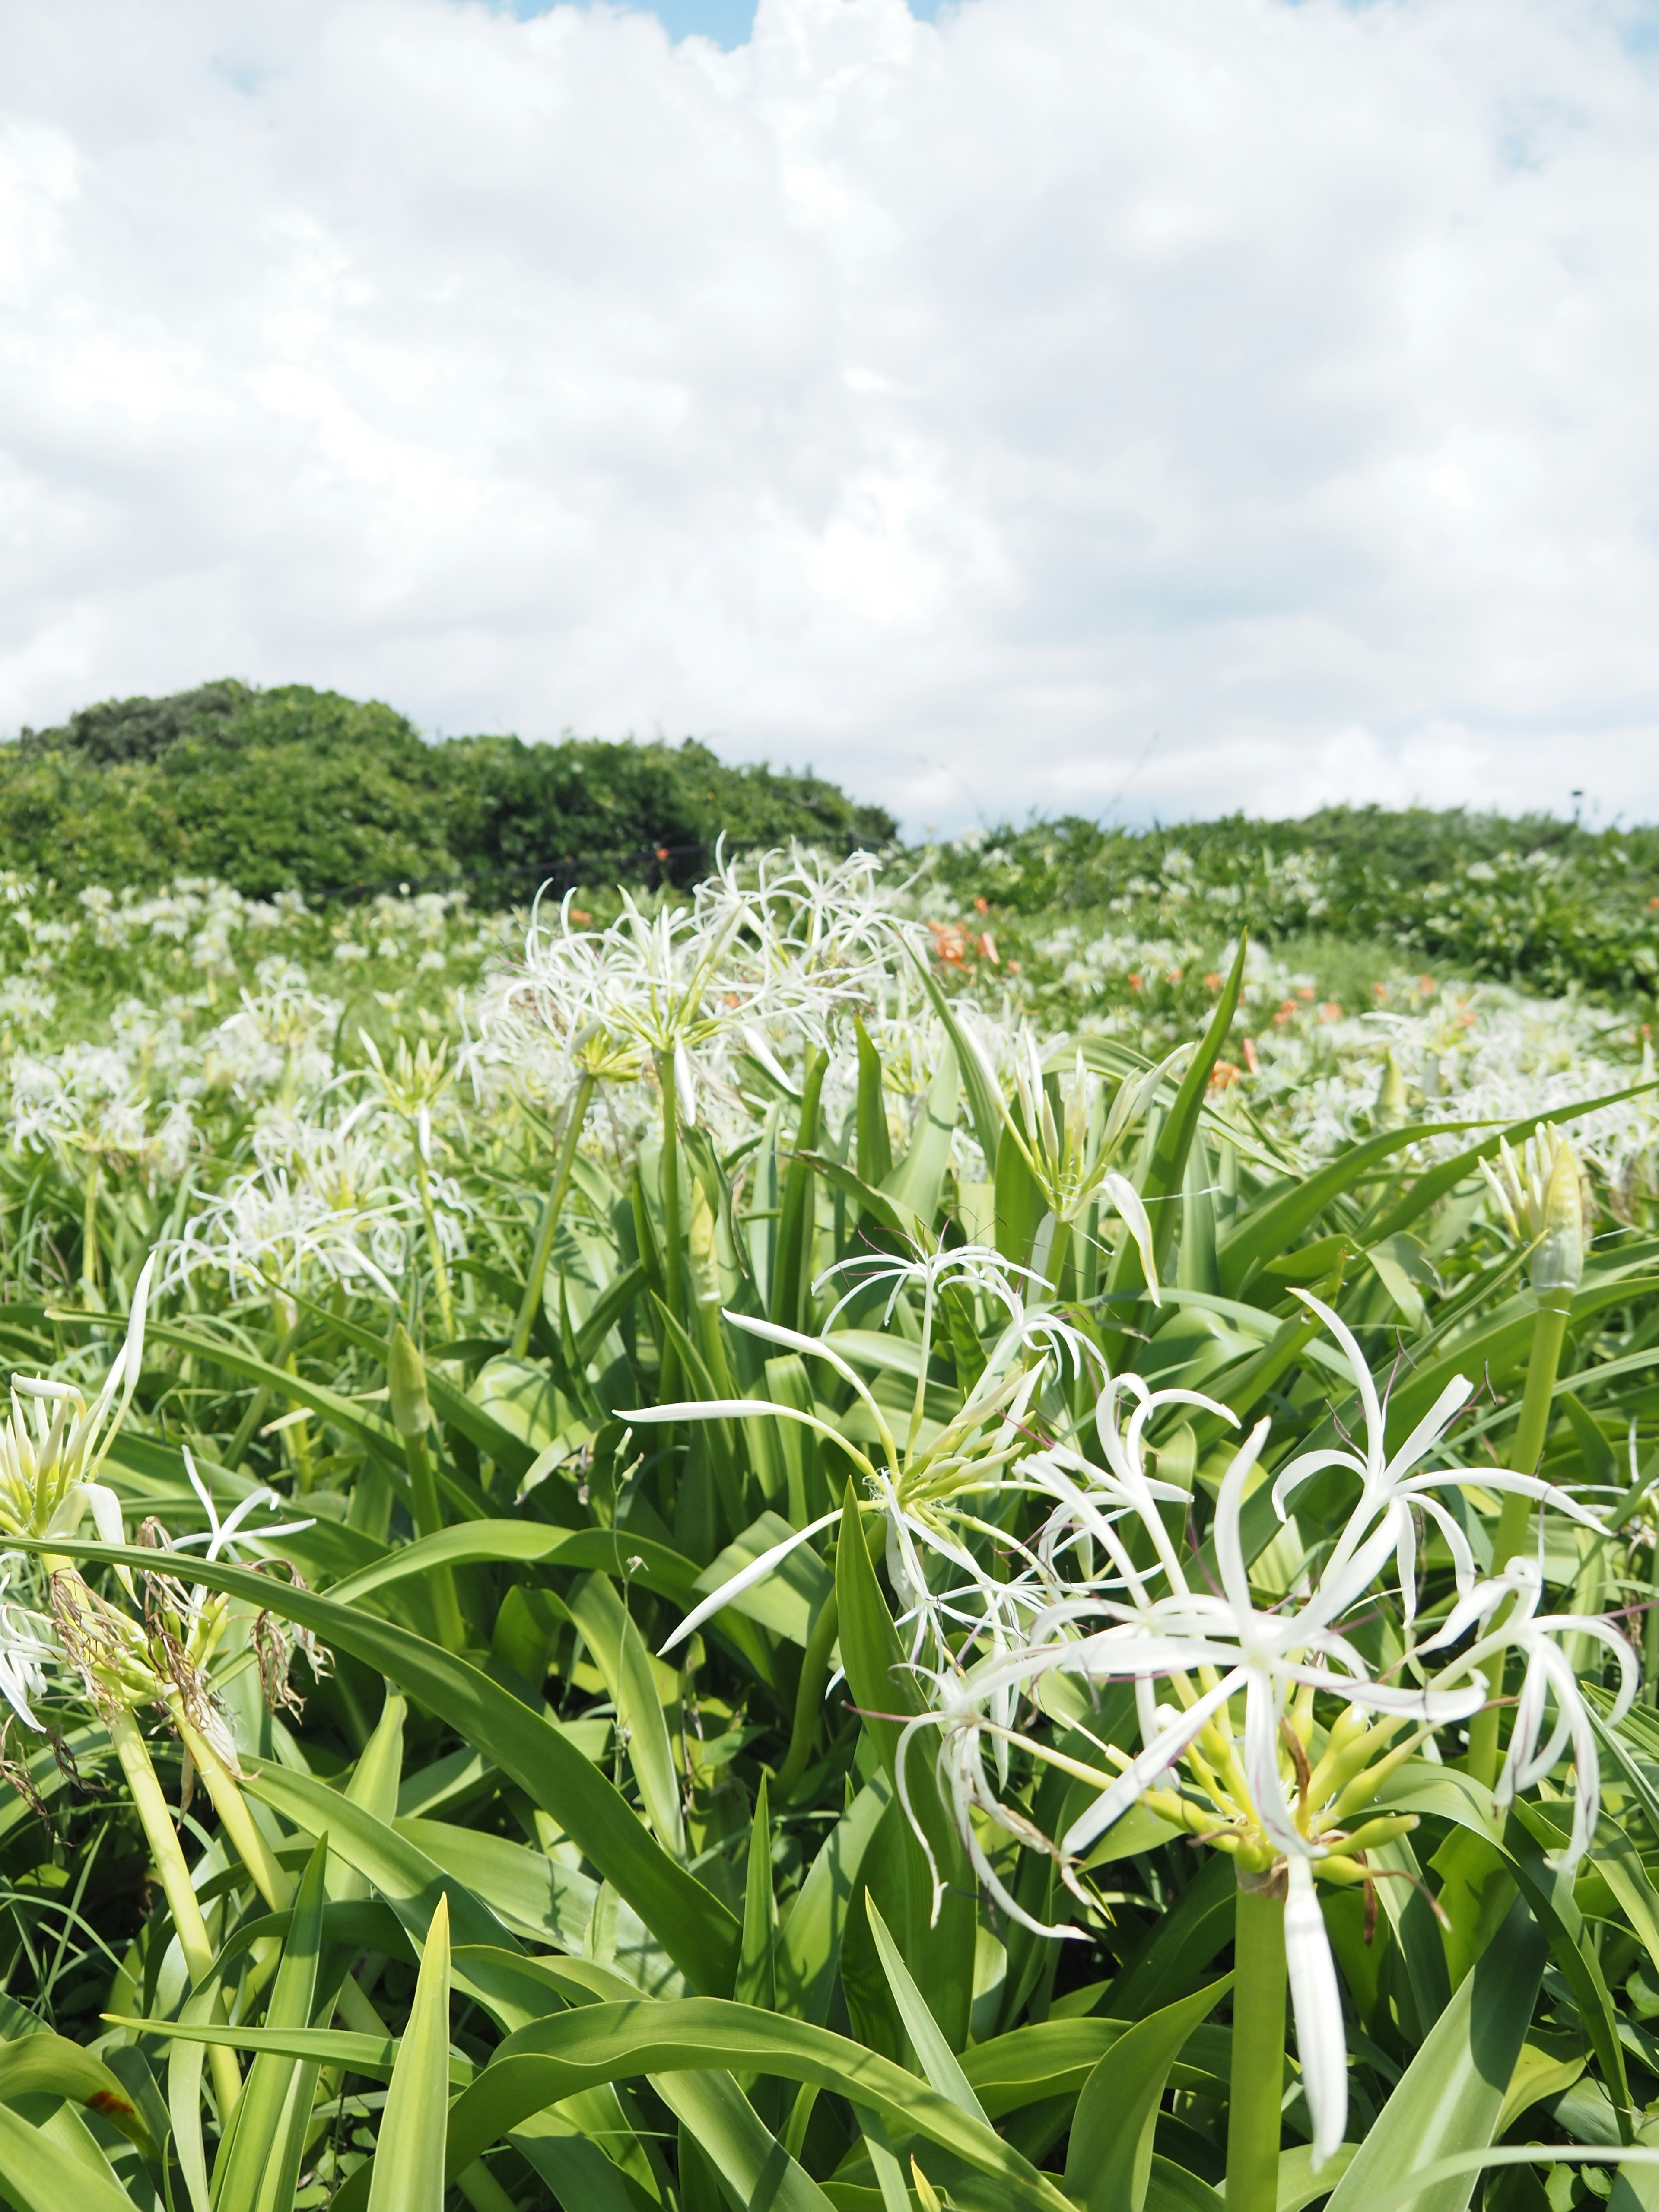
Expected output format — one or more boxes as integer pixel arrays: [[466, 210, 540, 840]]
[[1064, 1977, 1233, 2212], [0, 2102, 138, 2212], [462, 2000, 1077, 2212], [368, 1894, 452, 2212], [34, 1538, 741, 1998], [211, 1834, 330, 2212], [1324, 1895, 1547, 2212]]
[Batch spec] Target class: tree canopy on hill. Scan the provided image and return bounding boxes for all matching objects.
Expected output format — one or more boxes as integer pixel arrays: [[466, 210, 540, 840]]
[[3, 681, 897, 899]]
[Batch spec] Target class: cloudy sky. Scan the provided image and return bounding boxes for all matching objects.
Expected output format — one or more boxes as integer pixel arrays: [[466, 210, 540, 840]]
[[3, 0, 1658, 833]]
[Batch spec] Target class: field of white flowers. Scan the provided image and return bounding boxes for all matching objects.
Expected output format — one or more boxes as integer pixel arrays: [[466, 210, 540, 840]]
[[0, 849, 1657, 2212]]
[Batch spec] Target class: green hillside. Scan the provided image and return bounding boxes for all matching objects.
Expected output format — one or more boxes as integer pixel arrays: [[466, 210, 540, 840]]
[[1, 679, 896, 899]]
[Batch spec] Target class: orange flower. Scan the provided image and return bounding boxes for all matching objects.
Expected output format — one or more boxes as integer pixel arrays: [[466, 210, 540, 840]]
[[973, 896, 991, 915], [1204, 973, 1221, 991], [1208, 1060, 1241, 1090], [1242, 1037, 1260, 1074]]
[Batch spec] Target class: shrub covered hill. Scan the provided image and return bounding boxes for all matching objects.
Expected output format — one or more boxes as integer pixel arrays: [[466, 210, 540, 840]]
[[0, 679, 896, 899], [5, 677, 1659, 997]]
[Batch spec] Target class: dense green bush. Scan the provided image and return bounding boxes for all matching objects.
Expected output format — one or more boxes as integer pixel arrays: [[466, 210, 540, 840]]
[[931, 805, 1659, 996], [3, 680, 896, 899]]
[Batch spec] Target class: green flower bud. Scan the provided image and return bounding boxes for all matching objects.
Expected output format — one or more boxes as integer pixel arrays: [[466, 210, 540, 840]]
[[1531, 1140, 1585, 1299], [387, 1324, 432, 1439]]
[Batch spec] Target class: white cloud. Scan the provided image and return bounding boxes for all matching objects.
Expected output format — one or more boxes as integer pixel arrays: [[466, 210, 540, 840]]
[[1, 0, 1658, 834]]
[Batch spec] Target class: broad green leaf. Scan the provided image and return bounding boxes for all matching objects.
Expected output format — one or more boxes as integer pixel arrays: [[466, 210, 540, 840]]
[[882, 1043, 958, 1228], [1324, 1896, 1547, 2212], [0, 2031, 154, 2152], [1063, 1976, 1231, 2212], [367, 1893, 451, 2212]]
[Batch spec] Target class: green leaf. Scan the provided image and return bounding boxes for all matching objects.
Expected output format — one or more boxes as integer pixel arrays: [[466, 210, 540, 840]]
[[855, 1019, 895, 1190], [882, 1044, 959, 1229], [1324, 1896, 1547, 2212], [1503, 1806, 1632, 2137], [0, 2031, 155, 2153], [0, 2102, 139, 2212], [1112, 934, 1247, 1301], [446, 1999, 1074, 2212], [39, 1537, 742, 1998], [211, 1834, 329, 2212], [909, 958, 1002, 1166], [1063, 1976, 1232, 2212], [738, 1778, 777, 2012], [863, 1897, 988, 2125], [368, 1892, 452, 2212], [567, 1572, 687, 1858]]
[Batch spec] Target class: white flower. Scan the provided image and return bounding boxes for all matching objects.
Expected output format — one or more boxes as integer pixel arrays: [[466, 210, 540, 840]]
[[0, 1253, 156, 1548], [1271, 1292, 1609, 1623], [1418, 1556, 1638, 1867]]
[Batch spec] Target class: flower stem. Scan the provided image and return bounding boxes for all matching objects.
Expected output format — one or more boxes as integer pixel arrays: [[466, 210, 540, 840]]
[[412, 1151, 456, 1341], [1465, 1296, 1570, 1786], [110, 1710, 243, 2121], [1227, 1868, 1287, 2212], [510, 1073, 594, 1360]]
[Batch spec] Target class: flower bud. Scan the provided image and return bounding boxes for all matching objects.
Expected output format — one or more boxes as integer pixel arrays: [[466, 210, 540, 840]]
[[386, 1324, 432, 1439], [1531, 1141, 1585, 1299]]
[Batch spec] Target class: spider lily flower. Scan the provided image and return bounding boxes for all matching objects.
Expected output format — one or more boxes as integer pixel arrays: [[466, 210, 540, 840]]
[[1481, 1126, 1590, 1298], [0, 1252, 156, 1550], [635, 1268, 1069, 1665], [164, 1449, 315, 1563], [900, 1418, 1487, 2170], [0, 1559, 59, 1732], [1417, 1556, 1638, 1866], [1270, 1292, 1610, 1622]]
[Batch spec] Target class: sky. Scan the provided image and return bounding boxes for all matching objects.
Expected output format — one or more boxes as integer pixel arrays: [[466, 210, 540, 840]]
[[3, 0, 1659, 835]]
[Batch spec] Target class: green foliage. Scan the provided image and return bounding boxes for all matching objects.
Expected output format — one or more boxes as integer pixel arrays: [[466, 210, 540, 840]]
[[1, 681, 895, 900], [2, 841, 1659, 2212], [927, 806, 1659, 997]]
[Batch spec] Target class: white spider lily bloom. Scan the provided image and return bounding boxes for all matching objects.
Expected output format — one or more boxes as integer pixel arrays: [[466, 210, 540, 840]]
[[164, 1450, 315, 1568], [1418, 1557, 1638, 1866], [1284, 1855, 1348, 2168], [1061, 1423, 1486, 1856], [0, 1560, 57, 1731], [0, 1252, 156, 1548], [1272, 1292, 1609, 1622]]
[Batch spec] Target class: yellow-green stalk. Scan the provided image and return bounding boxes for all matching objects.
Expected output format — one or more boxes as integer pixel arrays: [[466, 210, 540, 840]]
[[388, 1325, 464, 1651]]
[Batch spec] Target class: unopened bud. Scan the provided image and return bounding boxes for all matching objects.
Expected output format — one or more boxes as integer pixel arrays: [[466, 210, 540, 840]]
[[387, 1324, 432, 1438], [1531, 1141, 1585, 1299], [1376, 1049, 1408, 1129]]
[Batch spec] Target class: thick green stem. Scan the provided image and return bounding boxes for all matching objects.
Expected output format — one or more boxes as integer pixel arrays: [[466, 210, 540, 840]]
[[110, 1710, 243, 2121], [1226, 1870, 1287, 2212], [658, 1053, 685, 1330], [510, 1074, 594, 1360], [413, 1152, 456, 1341], [405, 1433, 465, 1650], [80, 1164, 101, 1308], [1466, 1297, 1570, 1785]]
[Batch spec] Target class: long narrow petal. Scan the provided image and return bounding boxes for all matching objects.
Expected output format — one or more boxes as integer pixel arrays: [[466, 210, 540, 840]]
[[658, 1508, 842, 1656], [1295, 1290, 1383, 1476], [1285, 1857, 1348, 2168], [1382, 1376, 1475, 1485], [1061, 1667, 1244, 1855], [1214, 1419, 1272, 1622]]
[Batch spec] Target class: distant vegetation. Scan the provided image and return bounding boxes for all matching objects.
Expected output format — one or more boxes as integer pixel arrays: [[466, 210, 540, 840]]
[[5, 679, 1657, 1000], [1, 679, 895, 899]]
